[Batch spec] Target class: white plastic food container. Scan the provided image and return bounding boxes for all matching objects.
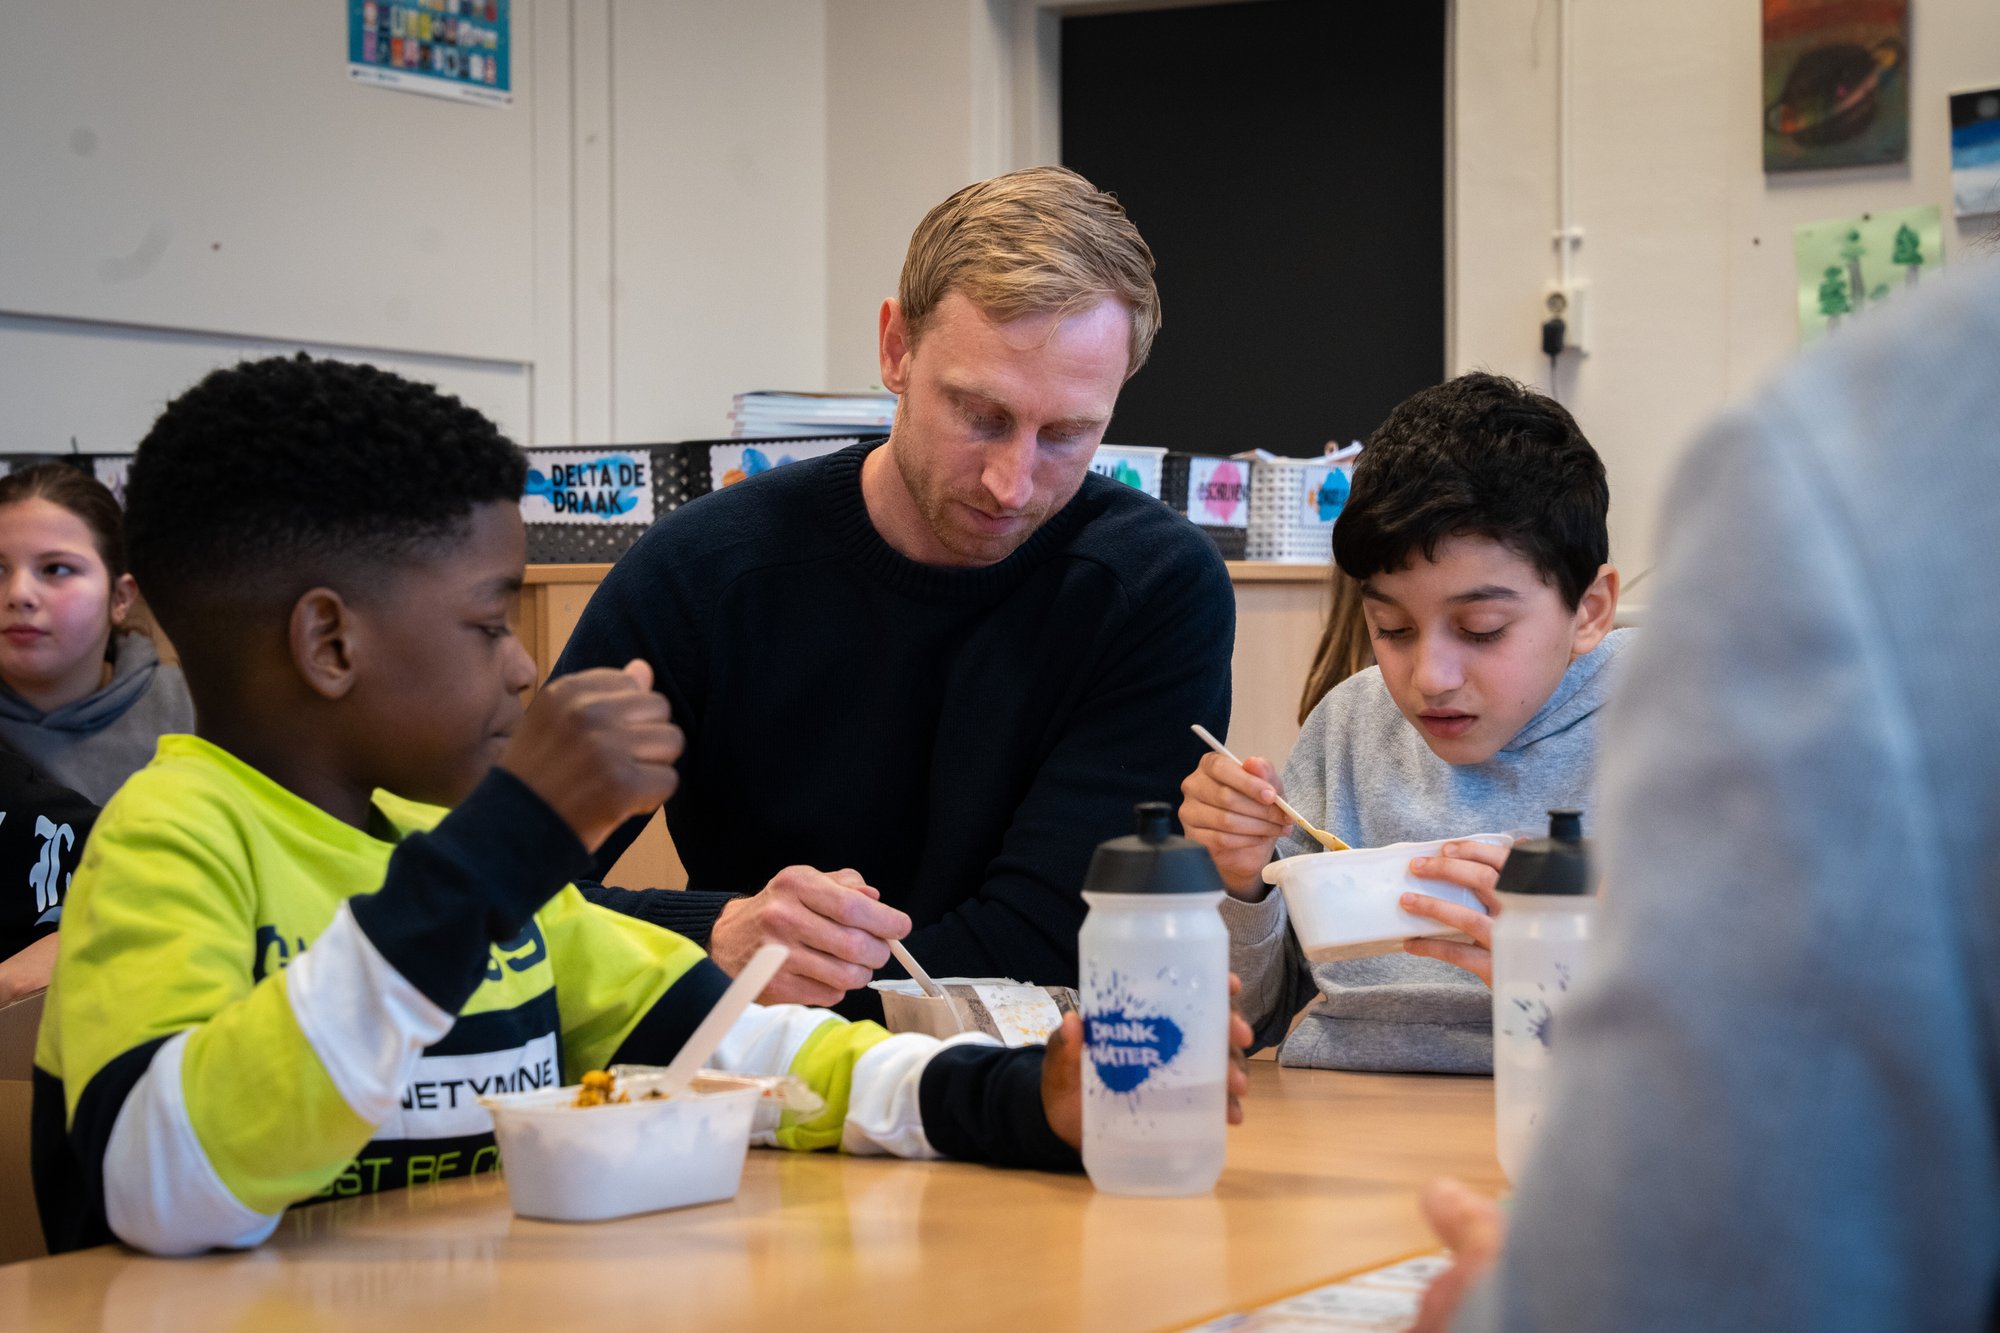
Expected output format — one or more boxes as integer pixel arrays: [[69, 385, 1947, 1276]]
[[481, 1073, 763, 1222], [868, 978, 1077, 1047], [1261, 834, 1513, 963]]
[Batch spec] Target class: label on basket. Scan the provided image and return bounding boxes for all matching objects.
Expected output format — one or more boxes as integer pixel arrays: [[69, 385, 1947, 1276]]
[[1299, 464, 1352, 527], [92, 457, 134, 506], [522, 450, 654, 526], [1186, 456, 1249, 528], [710, 439, 856, 491], [1090, 446, 1164, 498]]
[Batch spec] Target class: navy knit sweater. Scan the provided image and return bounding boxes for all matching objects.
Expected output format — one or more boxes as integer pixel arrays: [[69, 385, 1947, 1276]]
[[555, 440, 1234, 1019]]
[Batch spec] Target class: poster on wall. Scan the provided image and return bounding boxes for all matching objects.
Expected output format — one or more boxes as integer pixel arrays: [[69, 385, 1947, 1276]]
[[1950, 87, 2000, 218], [1793, 205, 1942, 345], [348, 0, 511, 107], [1762, 0, 1907, 173], [521, 451, 654, 526]]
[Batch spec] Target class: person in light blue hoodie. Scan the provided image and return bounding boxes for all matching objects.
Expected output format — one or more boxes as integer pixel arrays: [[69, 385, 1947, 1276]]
[[1180, 373, 1628, 1073]]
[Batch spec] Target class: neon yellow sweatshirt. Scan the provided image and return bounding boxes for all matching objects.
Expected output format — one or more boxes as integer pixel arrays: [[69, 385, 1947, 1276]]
[[34, 736, 1072, 1256]]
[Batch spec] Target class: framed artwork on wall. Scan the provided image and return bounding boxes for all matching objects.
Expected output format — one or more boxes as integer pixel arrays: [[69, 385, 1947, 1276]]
[[1763, 0, 1908, 173]]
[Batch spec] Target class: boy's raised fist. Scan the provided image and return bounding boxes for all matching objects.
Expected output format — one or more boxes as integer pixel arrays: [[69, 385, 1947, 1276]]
[[502, 659, 683, 851]]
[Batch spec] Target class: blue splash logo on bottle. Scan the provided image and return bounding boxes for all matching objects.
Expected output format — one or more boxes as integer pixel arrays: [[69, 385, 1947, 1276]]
[[1085, 975, 1184, 1093]]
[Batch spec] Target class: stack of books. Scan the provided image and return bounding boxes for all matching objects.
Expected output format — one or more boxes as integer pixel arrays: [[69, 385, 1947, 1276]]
[[727, 391, 898, 439]]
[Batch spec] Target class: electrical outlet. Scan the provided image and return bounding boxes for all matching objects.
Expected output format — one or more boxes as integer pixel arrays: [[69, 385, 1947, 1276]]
[[1544, 282, 1589, 355]]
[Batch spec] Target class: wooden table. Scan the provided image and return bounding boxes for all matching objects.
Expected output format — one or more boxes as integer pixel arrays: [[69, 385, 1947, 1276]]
[[0, 1062, 1499, 1332]]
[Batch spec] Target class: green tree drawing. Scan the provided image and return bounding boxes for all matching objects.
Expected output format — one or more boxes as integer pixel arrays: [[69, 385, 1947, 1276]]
[[1818, 266, 1851, 329], [1892, 223, 1924, 288], [1840, 229, 1868, 314]]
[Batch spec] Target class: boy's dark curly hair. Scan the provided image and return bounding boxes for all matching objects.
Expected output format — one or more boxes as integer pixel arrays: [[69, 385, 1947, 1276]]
[[1333, 372, 1609, 608], [124, 353, 525, 638]]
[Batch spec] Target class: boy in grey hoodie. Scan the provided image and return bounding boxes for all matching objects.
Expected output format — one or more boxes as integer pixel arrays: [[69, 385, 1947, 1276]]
[[1181, 373, 1627, 1073]]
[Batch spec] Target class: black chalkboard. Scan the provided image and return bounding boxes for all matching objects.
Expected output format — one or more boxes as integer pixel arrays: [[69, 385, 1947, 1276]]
[[1062, 0, 1446, 458]]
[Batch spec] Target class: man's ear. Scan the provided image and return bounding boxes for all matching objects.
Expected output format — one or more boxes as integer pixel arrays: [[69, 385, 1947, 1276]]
[[289, 588, 360, 700], [878, 298, 913, 394], [1570, 563, 1620, 658]]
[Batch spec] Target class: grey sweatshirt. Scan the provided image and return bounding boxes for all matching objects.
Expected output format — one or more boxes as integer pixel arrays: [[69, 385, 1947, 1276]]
[[1225, 628, 1632, 1073], [0, 631, 194, 805], [1456, 260, 2000, 1333]]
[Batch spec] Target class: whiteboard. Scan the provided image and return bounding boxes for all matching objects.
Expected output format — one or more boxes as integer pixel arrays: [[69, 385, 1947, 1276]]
[[0, 2, 537, 364]]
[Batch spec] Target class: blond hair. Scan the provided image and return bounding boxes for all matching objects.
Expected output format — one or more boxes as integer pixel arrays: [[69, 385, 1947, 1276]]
[[898, 166, 1161, 378]]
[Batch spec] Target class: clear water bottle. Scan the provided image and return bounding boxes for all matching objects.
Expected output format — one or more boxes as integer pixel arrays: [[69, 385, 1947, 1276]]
[[1491, 809, 1599, 1184], [1080, 801, 1228, 1196]]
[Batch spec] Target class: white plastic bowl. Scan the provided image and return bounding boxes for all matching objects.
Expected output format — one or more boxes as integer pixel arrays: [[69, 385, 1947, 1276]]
[[482, 1073, 763, 1222], [1261, 834, 1513, 963]]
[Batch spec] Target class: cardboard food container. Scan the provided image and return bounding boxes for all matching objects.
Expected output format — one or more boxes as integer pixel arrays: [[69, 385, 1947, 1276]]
[[868, 978, 1079, 1047], [1262, 834, 1513, 963], [481, 1072, 763, 1222]]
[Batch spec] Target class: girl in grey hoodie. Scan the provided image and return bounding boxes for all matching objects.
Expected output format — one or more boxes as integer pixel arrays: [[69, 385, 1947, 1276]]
[[0, 464, 193, 806]]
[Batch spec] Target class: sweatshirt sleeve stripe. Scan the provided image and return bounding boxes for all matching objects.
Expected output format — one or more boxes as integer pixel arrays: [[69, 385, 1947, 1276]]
[[102, 1031, 283, 1256], [839, 1032, 1002, 1159], [283, 902, 456, 1124], [348, 768, 593, 1014]]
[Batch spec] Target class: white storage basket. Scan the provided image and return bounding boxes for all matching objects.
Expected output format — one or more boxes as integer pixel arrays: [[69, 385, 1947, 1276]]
[[1246, 456, 1355, 563]]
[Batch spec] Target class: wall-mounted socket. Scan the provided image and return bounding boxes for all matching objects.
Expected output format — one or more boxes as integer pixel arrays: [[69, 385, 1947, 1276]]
[[1544, 282, 1589, 355]]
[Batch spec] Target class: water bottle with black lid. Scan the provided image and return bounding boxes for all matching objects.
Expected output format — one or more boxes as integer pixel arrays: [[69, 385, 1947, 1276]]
[[1491, 809, 1600, 1183], [1078, 801, 1229, 1196]]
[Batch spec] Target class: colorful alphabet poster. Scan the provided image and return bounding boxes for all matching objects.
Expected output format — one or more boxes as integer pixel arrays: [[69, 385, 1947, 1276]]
[[1090, 446, 1165, 499], [1951, 87, 2000, 218], [521, 451, 653, 526], [1186, 456, 1249, 529], [708, 439, 855, 491], [349, 0, 511, 107], [1793, 204, 1942, 345]]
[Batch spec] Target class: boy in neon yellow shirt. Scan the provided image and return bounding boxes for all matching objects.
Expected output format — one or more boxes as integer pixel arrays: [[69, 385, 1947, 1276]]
[[31, 354, 1248, 1256]]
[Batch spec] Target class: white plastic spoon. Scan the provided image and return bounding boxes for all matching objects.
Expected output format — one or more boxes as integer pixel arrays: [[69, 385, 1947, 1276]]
[[889, 938, 945, 998]]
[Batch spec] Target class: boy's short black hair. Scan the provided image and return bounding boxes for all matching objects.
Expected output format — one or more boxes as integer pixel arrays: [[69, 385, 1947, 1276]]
[[124, 354, 526, 641], [1333, 372, 1608, 608]]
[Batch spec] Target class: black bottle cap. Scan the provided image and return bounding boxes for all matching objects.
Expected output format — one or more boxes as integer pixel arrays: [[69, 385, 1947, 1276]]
[[1082, 801, 1227, 895], [1493, 809, 1596, 896]]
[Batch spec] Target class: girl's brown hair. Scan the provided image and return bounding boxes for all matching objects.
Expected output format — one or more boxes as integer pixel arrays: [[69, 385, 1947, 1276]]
[[0, 463, 129, 579], [1297, 566, 1374, 724]]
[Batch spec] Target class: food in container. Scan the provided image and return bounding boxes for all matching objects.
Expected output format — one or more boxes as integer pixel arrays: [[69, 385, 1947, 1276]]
[[1261, 834, 1513, 963], [481, 1071, 765, 1222], [868, 978, 1079, 1046]]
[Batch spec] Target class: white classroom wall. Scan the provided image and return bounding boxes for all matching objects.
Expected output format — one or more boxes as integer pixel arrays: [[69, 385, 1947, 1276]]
[[1452, 0, 2000, 574], [4, 0, 1994, 573], [0, 0, 832, 452]]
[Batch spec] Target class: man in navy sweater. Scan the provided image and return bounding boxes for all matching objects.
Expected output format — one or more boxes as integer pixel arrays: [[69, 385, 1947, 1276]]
[[556, 167, 1234, 1017]]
